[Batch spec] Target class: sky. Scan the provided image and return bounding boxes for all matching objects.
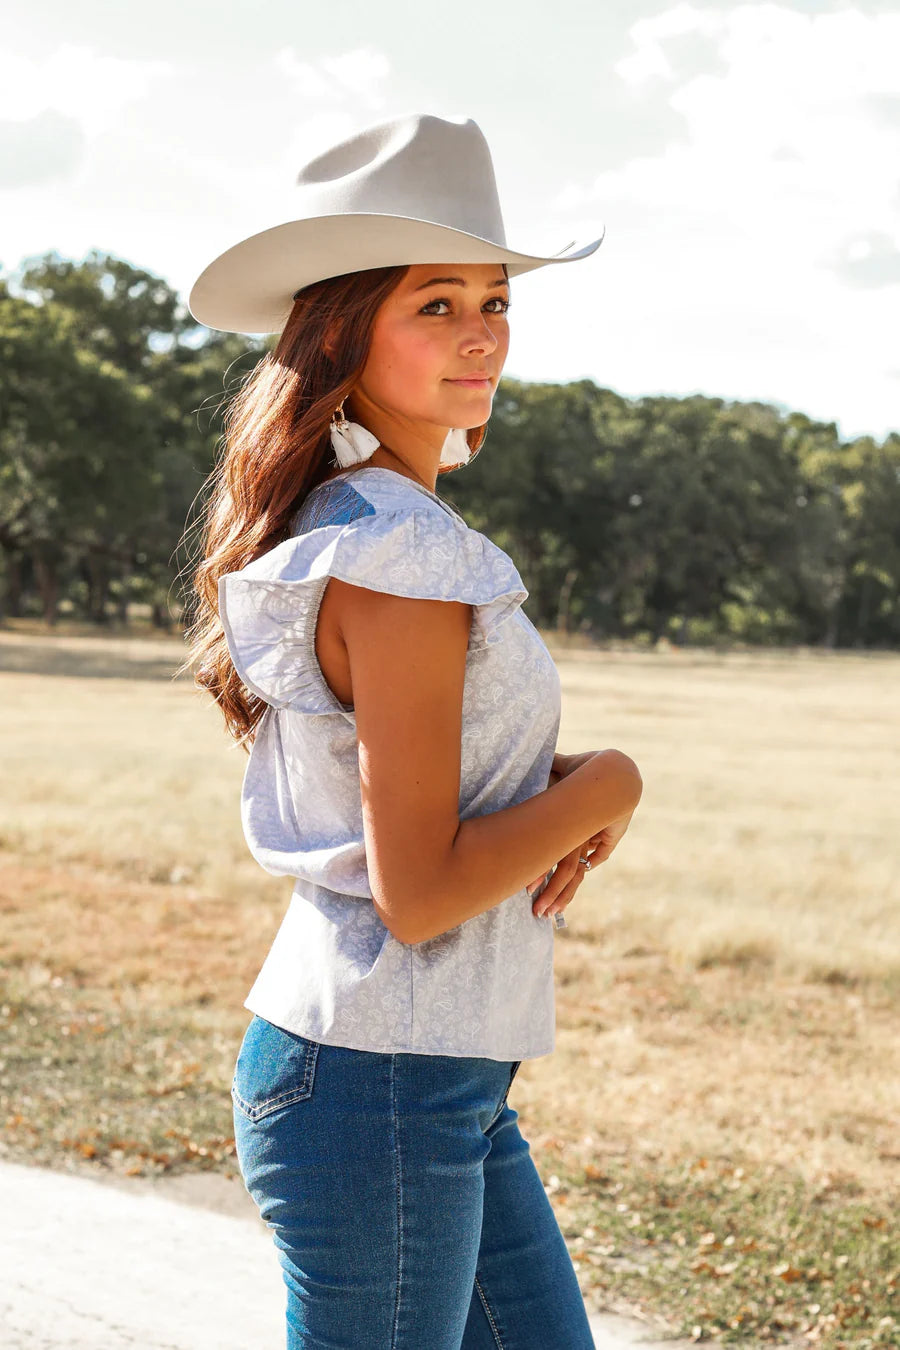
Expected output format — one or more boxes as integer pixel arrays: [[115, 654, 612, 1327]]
[[2, 0, 898, 442]]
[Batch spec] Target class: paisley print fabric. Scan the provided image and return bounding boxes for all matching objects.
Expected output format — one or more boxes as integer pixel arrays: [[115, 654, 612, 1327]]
[[218, 465, 562, 1060]]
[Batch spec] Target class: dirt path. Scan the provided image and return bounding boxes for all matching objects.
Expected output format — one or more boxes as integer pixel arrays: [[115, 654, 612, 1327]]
[[0, 1159, 711, 1348]]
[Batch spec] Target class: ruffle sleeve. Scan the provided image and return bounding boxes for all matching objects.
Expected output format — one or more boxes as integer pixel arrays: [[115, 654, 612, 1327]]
[[218, 505, 528, 715]]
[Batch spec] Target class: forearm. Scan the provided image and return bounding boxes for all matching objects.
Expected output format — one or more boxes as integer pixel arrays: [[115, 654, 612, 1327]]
[[396, 749, 642, 944]]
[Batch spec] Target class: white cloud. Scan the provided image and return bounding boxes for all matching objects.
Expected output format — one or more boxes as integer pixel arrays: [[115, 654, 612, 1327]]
[[536, 3, 900, 438], [615, 2, 720, 85], [603, 3, 900, 247], [274, 46, 390, 110], [0, 43, 174, 138]]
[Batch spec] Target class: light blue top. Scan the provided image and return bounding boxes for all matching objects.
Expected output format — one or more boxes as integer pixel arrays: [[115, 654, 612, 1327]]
[[218, 464, 562, 1060]]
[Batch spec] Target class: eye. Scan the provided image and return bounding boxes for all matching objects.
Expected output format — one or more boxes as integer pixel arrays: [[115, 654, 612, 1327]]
[[419, 296, 512, 316]]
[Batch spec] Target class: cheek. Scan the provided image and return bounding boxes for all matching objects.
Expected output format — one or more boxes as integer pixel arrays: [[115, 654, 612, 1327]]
[[390, 324, 442, 369], [367, 325, 442, 390]]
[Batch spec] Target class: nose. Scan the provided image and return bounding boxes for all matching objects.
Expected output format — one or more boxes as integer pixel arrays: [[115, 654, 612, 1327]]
[[459, 311, 500, 354]]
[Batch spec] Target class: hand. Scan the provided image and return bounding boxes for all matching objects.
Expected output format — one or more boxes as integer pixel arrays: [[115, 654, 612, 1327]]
[[585, 809, 635, 865], [526, 752, 636, 920]]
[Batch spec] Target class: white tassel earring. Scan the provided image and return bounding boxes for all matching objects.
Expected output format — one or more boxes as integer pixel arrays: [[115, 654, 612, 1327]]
[[440, 427, 472, 467], [329, 396, 473, 470], [329, 397, 380, 468]]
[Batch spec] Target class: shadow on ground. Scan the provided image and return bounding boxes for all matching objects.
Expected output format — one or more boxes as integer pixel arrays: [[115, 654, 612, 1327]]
[[0, 633, 191, 683]]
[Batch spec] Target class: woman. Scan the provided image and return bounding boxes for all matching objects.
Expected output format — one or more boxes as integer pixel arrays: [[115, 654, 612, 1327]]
[[184, 113, 643, 1349]]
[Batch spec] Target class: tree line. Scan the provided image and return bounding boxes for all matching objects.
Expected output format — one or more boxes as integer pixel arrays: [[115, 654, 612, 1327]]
[[1, 250, 897, 648]]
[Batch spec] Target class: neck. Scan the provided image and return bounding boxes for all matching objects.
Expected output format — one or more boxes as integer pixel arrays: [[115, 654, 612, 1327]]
[[346, 396, 443, 493]]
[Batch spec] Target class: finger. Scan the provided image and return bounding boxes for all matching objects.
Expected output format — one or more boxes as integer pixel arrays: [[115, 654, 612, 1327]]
[[576, 841, 602, 869], [586, 832, 620, 862], [528, 862, 556, 902], [542, 868, 585, 916], [526, 864, 558, 894], [532, 860, 573, 911], [531, 835, 597, 909], [541, 843, 597, 913], [533, 869, 566, 911], [534, 853, 584, 913]]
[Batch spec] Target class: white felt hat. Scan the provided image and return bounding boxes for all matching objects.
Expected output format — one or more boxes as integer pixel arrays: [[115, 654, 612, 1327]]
[[188, 112, 605, 335]]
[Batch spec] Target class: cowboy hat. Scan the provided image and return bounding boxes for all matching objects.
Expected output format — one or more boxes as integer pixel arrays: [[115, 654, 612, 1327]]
[[187, 112, 605, 335]]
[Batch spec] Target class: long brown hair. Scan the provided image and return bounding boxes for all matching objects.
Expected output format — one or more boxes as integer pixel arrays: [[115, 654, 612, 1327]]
[[180, 262, 499, 750]]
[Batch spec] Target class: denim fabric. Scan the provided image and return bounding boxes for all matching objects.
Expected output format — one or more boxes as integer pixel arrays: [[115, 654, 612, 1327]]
[[233, 1015, 595, 1349]]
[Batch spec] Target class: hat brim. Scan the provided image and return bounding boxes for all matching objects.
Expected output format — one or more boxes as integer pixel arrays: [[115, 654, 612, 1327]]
[[187, 213, 605, 335]]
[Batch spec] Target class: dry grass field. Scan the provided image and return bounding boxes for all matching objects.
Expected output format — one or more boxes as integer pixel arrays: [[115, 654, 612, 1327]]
[[1, 623, 897, 1347]]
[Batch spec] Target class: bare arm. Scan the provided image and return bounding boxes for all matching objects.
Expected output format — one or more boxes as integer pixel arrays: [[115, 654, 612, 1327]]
[[444, 751, 640, 941], [336, 577, 642, 946]]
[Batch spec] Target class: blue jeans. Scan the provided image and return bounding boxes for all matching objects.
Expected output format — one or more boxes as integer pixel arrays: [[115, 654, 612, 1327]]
[[232, 1015, 595, 1349]]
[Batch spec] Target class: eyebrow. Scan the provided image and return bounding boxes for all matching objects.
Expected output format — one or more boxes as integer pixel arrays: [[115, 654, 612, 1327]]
[[413, 275, 510, 291]]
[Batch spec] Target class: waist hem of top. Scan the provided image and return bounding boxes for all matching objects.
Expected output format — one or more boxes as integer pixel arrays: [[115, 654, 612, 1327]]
[[242, 997, 554, 1062]]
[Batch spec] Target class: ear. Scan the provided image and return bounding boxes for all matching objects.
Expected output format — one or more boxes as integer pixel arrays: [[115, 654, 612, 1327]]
[[323, 323, 339, 362]]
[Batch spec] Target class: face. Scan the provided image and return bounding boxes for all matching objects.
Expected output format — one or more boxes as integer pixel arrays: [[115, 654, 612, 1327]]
[[352, 261, 511, 437]]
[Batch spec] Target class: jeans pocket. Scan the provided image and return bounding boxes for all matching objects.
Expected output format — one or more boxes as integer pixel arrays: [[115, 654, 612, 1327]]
[[231, 1015, 321, 1123]]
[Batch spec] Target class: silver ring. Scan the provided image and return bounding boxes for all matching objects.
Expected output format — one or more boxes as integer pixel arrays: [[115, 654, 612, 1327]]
[[579, 856, 591, 870]]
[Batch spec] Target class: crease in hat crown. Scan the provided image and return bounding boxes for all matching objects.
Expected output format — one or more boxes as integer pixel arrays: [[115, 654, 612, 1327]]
[[291, 113, 508, 246], [188, 111, 605, 336]]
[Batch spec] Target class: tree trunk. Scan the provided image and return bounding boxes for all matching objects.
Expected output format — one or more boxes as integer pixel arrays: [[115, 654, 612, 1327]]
[[116, 569, 130, 626], [86, 553, 110, 624], [820, 565, 845, 649], [33, 551, 59, 626], [555, 568, 578, 635], [3, 552, 23, 618], [854, 574, 871, 649]]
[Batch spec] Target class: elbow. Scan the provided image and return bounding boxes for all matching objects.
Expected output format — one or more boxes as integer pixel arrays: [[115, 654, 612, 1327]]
[[609, 748, 644, 809], [368, 834, 460, 946], [371, 891, 426, 946], [367, 815, 461, 945], [372, 877, 446, 947]]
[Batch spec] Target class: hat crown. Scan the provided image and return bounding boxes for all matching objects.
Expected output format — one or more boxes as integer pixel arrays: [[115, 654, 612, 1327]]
[[187, 110, 605, 335], [293, 113, 507, 247]]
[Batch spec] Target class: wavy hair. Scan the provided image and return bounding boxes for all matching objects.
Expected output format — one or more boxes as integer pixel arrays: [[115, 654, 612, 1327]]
[[179, 262, 501, 749]]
